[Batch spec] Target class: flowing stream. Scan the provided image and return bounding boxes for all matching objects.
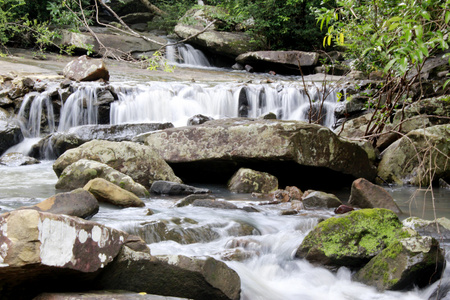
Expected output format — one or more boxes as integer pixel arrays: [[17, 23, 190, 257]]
[[1, 45, 450, 299]]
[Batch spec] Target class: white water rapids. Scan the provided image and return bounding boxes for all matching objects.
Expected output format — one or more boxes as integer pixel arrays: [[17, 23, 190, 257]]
[[0, 162, 449, 300]]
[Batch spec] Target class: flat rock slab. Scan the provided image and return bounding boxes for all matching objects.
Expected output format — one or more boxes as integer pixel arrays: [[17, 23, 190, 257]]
[[236, 51, 319, 68], [143, 118, 376, 185]]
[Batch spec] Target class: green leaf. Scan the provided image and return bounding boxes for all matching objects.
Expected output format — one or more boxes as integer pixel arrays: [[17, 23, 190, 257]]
[[383, 57, 398, 73], [387, 16, 402, 23], [388, 23, 399, 31], [446, 11, 450, 24], [415, 25, 423, 39], [421, 11, 431, 21]]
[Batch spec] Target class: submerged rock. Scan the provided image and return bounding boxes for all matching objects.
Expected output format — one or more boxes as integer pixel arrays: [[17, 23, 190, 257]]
[[20, 188, 99, 219], [0, 152, 39, 166], [0, 209, 128, 299], [348, 178, 401, 214], [84, 178, 145, 208], [295, 208, 409, 269], [63, 55, 110, 82], [228, 168, 278, 193], [354, 236, 445, 291], [56, 159, 149, 198], [377, 125, 450, 186], [150, 180, 210, 195], [53, 140, 181, 189]]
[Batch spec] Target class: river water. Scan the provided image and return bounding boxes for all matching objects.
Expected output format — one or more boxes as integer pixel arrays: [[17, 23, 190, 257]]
[[0, 161, 449, 300], [1, 47, 450, 299]]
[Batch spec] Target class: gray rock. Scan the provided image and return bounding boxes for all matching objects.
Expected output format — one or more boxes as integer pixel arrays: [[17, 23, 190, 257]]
[[175, 194, 216, 207], [0, 120, 23, 156], [354, 236, 445, 291], [63, 55, 110, 82], [302, 191, 342, 209], [0, 209, 128, 299], [236, 51, 319, 69], [403, 217, 450, 243], [96, 246, 241, 300], [20, 188, 99, 219], [56, 159, 149, 198], [348, 178, 401, 214], [53, 140, 181, 189], [150, 181, 210, 195], [192, 199, 239, 210], [187, 114, 213, 126], [228, 168, 278, 194], [0, 152, 39, 166], [377, 125, 450, 186]]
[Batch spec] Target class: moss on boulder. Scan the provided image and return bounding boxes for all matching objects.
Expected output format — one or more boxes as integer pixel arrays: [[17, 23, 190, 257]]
[[295, 208, 409, 268]]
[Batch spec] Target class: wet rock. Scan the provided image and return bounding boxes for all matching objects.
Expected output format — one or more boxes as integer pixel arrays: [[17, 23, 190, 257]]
[[192, 199, 239, 210], [63, 55, 110, 82], [84, 178, 145, 208], [228, 168, 278, 194], [0, 152, 39, 166], [0, 209, 128, 299], [334, 204, 354, 214], [281, 209, 297, 215], [403, 217, 450, 243], [187, 114, 214, 126], [296, 208, 408, 269], [21, 188, 99, 219], [377, 125, 450, 186], [175, 194, 216, 207], [236, 51, 319, 71], [53, 140, 181, 189], [348, 178, 401, 214], [302, 191, 342, 209], [34, 291, 190, 300], [56, 159, 149, 198], [0, 120, 23, 156], [258, 112, 277, 120], [96, 245, 241, 300], [143, 119, 376, 186], [285, 186, 303, 200], [150, 180, 210, 195], [354, 236, 445, 291], [270, 189, 290, 202], [174, 7, 256, 58], [30, 131, 84, 159]]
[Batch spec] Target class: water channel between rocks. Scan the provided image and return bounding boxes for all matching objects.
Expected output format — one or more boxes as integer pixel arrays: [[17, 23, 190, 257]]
[[1, 48, 450, 300]]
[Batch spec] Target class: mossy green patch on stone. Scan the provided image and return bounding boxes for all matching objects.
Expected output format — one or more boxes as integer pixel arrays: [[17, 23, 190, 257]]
[[296, 208, 407, 268]]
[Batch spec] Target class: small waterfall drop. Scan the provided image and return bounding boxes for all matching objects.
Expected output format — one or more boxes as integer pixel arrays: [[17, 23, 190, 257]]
[[166, 43, 211, 67], [17, 91, 55, 138]]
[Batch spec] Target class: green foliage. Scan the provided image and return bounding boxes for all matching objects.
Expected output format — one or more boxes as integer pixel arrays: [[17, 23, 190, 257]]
[[148, 0, 196, 32], [207, 0, 330, 51], [142, 51, 175, 72], [317, 0, 450, 75]]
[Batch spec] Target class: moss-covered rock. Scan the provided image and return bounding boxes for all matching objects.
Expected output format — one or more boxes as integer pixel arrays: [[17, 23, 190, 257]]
[[228, 168, 278, 193], [295, 208, 409, 268], [377, 124, 450, 186], [354, 236, 445, 291]]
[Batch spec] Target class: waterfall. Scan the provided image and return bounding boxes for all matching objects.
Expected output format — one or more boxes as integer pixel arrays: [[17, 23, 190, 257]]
[[110, 82, 341, 128], [166, 43, 211, 67], [58, 85, 99, 132], [17, 91, 55, 138]]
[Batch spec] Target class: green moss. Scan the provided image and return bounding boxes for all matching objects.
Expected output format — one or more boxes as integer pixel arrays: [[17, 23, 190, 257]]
[[305, 209, 404, 259]]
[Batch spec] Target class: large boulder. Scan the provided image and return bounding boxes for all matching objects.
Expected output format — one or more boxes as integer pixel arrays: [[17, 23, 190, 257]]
[[0, 120, 23, 156], [403, 217, 450, 243], [377, 125, 450, 186], [0, 209, 128, 299], [20, 188, 99, 219], [143, 118, 376, 187], [31, 123, 174, 159], [174, 7, 257, 58], [63, 55, 110, 82], [348, 178, 401, 214], [354, 236, 445, 291], [84, 178, 145, 208], [95, 245, 241, 300], [55, 28, 167, 58], [295, 208, 409, 269], [236, 51, 319, 73], [53, 140, 181, 189], [227, 168, 278, 193], [56, 159, 149, 198]]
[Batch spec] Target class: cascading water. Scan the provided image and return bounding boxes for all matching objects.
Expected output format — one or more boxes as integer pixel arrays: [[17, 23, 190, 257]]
[[110, 82, 341, 128], [166, 43, 211, 67]]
